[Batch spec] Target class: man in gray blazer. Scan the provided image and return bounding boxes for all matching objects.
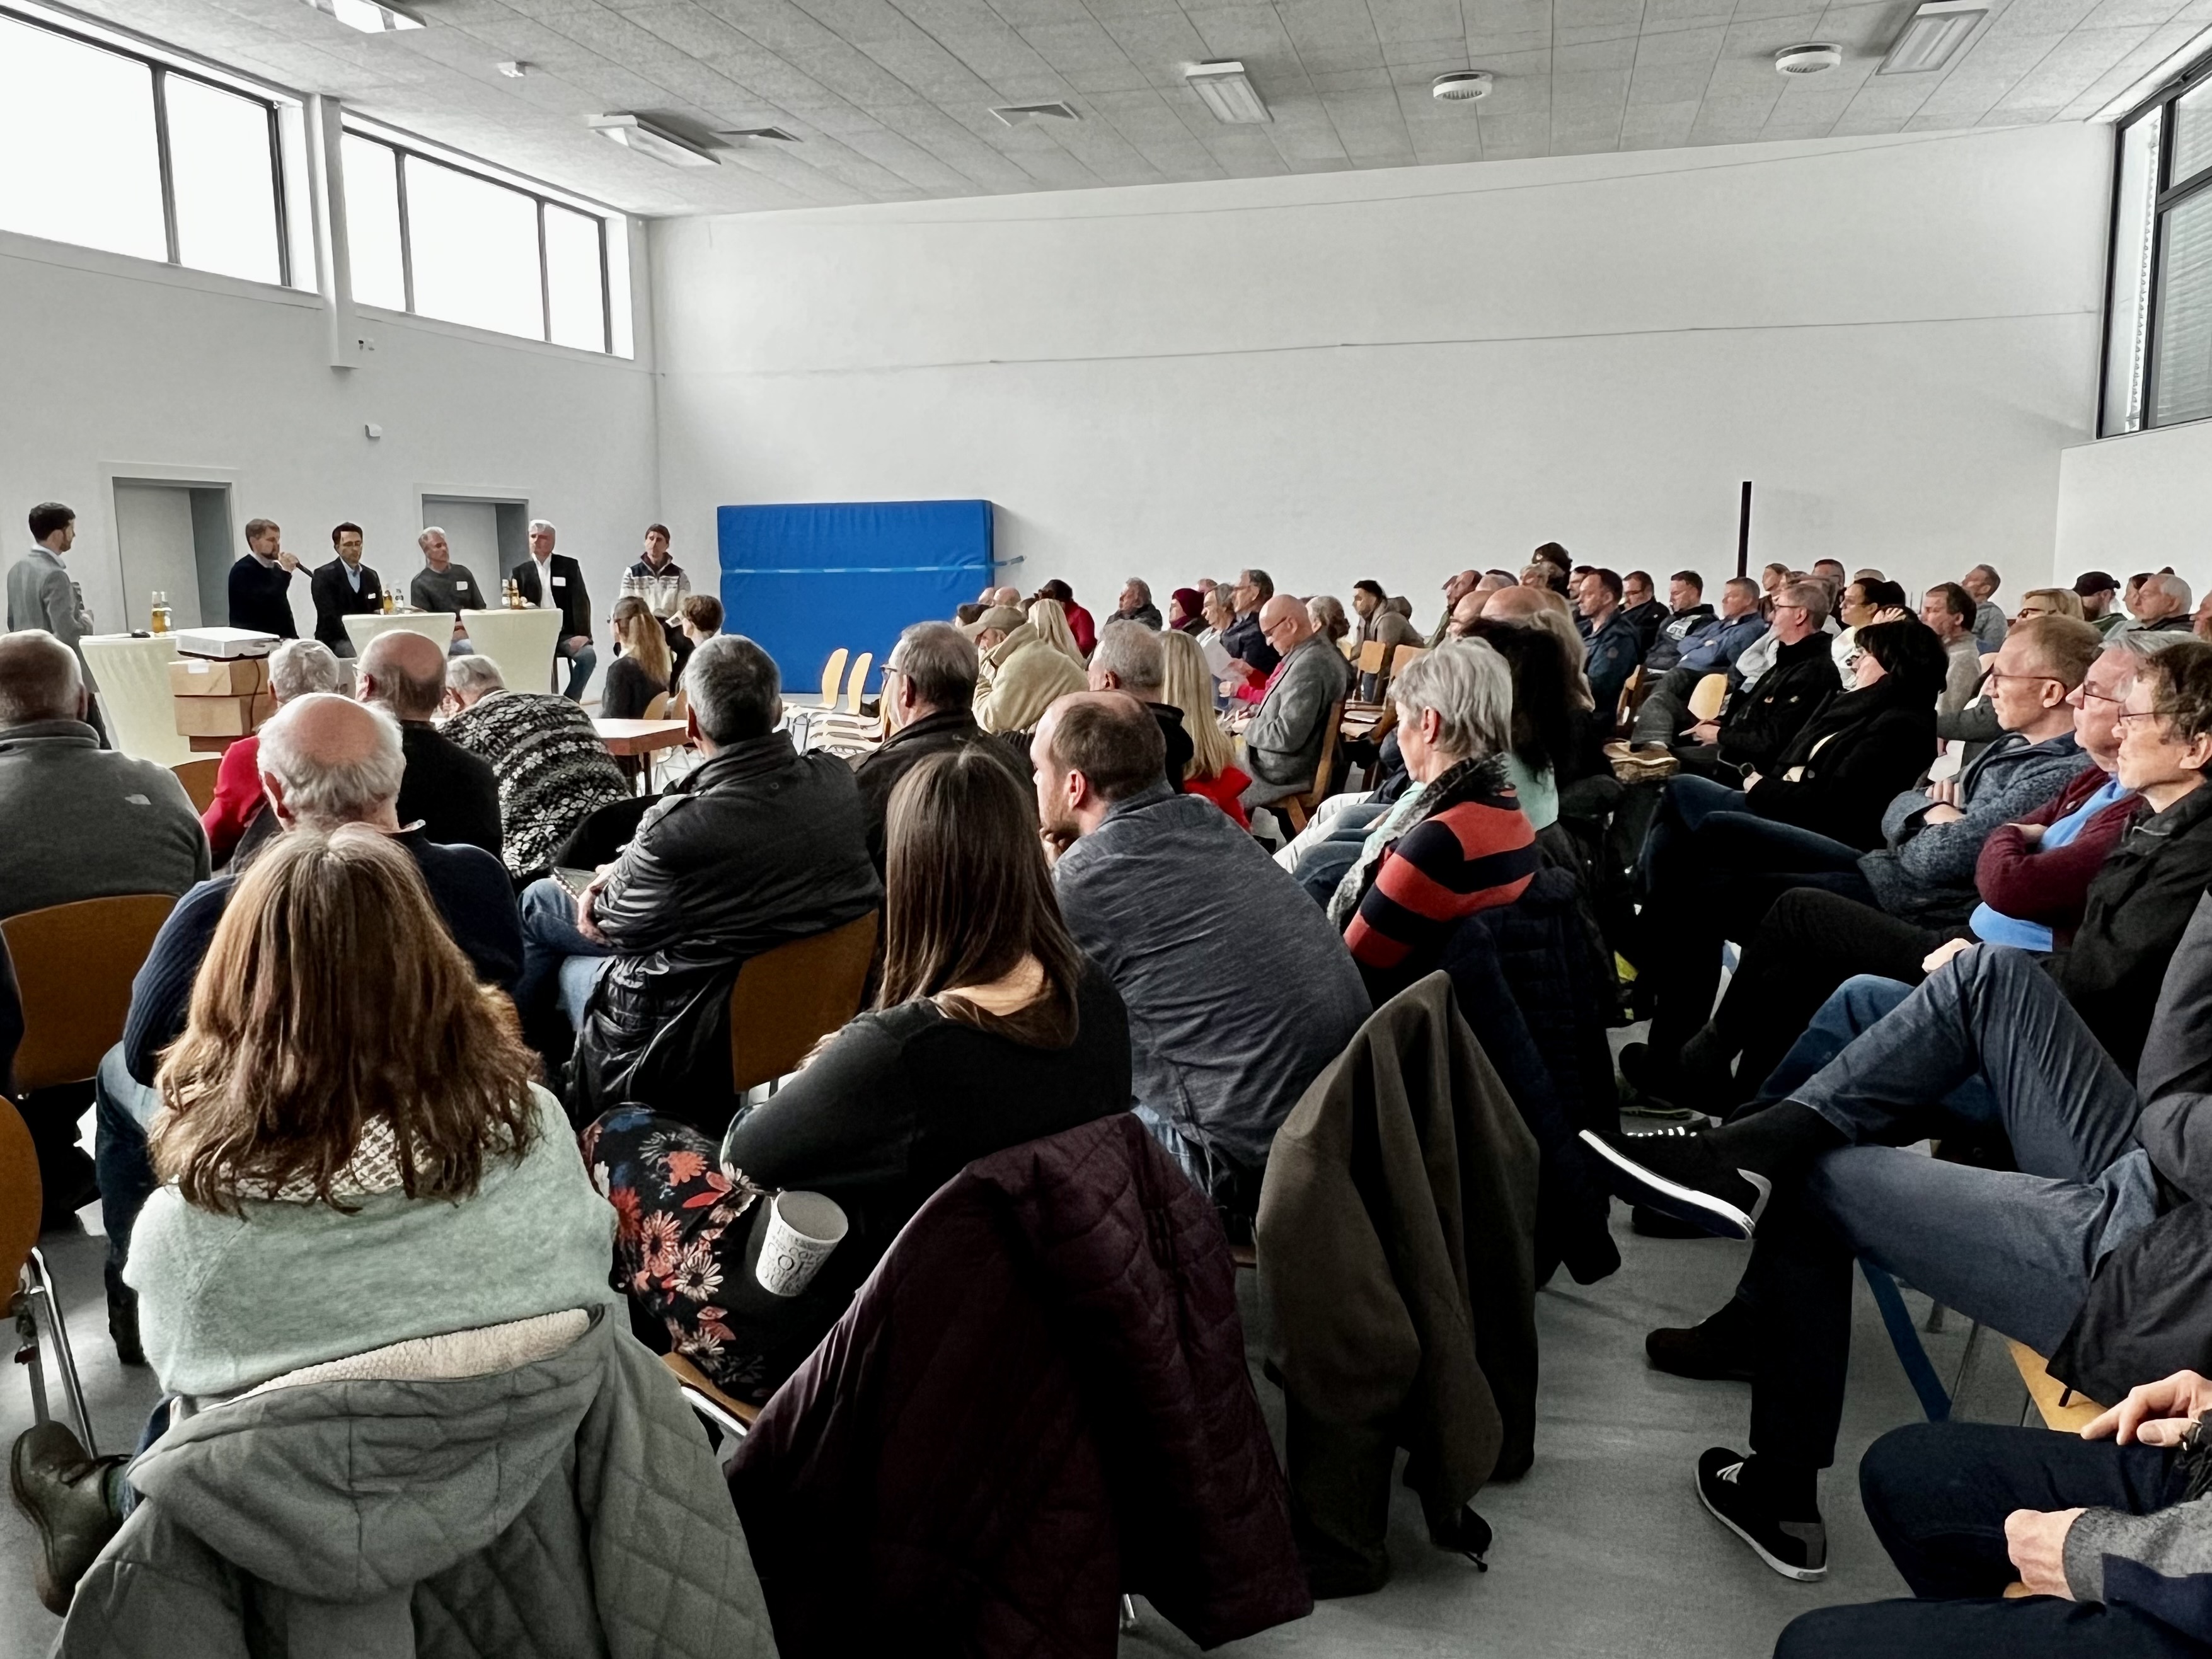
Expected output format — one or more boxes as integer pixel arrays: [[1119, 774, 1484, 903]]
[[1238, 595, 1350, 811], [7, 501, 102, 741]]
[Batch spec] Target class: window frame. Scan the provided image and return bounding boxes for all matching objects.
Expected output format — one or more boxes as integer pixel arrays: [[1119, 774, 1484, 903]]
[[2100, 49, 2212, 436], [340, 128, 614, 356], [0, 3, 293, 287]]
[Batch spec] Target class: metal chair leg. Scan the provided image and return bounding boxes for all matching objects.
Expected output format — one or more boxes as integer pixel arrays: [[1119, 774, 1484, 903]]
[[1119, 1594, 1139, 1633], [15, 1251, 96, 1455]]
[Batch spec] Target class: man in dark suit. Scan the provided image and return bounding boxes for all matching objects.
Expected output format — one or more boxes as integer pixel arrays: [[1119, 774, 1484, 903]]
[[511, 518, 595, 702], [309, 521, 383, 656], [226, 517, 299, 638]]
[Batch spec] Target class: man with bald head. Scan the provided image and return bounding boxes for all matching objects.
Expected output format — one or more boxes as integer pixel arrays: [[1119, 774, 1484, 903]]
[[1239, 592, 1352, 815], [357, 628, 502, 857], [94, 691, 518, 1360], [1428, 569, 1481, 647], [0, 629, 207, 1224]]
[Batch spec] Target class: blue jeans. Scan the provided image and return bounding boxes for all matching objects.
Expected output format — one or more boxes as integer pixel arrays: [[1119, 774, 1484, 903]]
[[1744, 946, 2160, 1469], [517, 877, 613, 1032], [558, 640, 597, 702], [1777, 1421, 2203, 1656], [1745, 974, 1993, 1124], [93, 1044, 159, 1308]]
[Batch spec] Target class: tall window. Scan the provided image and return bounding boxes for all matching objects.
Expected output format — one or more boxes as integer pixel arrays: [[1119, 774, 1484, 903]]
[[0, 8, 291, 286], [342, 130, 622, 356], [2103, 52, 2212, 434]]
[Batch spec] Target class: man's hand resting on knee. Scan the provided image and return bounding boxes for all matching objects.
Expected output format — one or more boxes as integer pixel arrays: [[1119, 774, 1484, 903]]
[[2005, 1506, 2085, 1597]]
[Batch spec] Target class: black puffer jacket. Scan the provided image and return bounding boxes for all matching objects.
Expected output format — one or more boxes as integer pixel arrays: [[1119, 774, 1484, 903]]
[[1715, 633, 1836, 774], [1743, 678, 1938, 851], [572, 732, 881, 1125]]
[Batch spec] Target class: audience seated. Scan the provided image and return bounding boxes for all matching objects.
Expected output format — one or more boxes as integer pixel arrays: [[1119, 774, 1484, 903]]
[[1920, 580, 1985, 714], [854, 620, 1030, 871], [200, 639, 346, 866], [1584, 870, 2212, 1584], [1221, 568, 1283, 687], [2124, 572, 2196, 636], [1167, 584, 1206, 634], [1459, 616, 1610, 834], [1668, 581, 1835, 773], [1638, 571, 1717, 674], [2017, 585, 2086, 622], [1032, 579, 1096, 656], [11, 827, 675, 1629], [1027, 596, 1088, 668], [441, 655, 631, 882], [601, 592, 672, 720], [1485, 584, 1599, 712], [1352, 578, 1420, 650], [1620, 570, 1671, 653], [1089, 620, 1192, 790], [1159, 628, 1253, 826], [1429, 569, 1480, 647], [972, 602, 1086, 734], [2077, 568, 2126, 635], [1575, 569, 1643, 715], [517, 635, 879, 1116], [587, 744, 1129, 1402], [355, 628, 503, 857], [1629, 576, 1769, 744], [1240, 594, 1352, 813], [1330, 644, 1541, 1000], [1035, 692, 1367, 1216], [1112, 576, 1163, 630]]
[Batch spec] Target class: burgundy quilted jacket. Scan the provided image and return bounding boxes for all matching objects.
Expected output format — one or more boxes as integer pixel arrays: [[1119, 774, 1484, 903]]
[[725, 1111, 1311, 1656]]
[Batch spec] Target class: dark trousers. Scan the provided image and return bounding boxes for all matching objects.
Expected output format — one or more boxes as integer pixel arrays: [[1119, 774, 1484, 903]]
[[1631, 664, 1702, 744], [1744, 948, 2153, 1470], [1775, 1420, 2204, 1657], [93, 1047, 159, 1308], [1708, 887, 1944, 1097], [1638, 776, 1875, 1072]]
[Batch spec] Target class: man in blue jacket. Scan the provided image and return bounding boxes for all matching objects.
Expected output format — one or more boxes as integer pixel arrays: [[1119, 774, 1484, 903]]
[[1630, 575, 1769, 744]]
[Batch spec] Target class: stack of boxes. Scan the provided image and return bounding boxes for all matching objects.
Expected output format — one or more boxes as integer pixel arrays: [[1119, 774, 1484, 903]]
[[169, 628, 278, 750]]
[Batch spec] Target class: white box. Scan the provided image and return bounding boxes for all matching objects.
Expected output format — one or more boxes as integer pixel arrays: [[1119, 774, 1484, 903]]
[[173, 626, 280, 659]]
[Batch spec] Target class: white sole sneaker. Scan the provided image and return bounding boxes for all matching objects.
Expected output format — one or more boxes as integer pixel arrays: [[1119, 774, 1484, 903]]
[[1696, 1458, 1828, 1581], [1578, 1129, 1766, 1242]]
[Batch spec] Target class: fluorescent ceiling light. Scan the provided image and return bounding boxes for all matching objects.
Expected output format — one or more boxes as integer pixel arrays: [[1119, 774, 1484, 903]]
[[716, 127, 802, 142], [1186, 61, 1270, 124], [307, 0, 424, 33], [2092, 22, 2212, 120], [1878, 2, 1985, 74], [587, 113, 720, 168]]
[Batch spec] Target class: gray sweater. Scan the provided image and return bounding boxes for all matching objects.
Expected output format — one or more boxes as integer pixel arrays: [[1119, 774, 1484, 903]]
[[0, 719, 208, 922], [1858, 729, 2088, 924], [1053, 783, 1369, 1182]]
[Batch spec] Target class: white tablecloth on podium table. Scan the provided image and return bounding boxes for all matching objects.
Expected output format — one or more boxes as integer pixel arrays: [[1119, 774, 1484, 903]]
[[342, 613, 453, 657], [79, 633, 192, 766], [459, 608, 562, 695]]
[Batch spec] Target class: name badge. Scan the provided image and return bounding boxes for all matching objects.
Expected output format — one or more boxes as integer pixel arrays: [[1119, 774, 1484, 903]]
[[455, 580, 471, 592], [551, 575, 567, 587]]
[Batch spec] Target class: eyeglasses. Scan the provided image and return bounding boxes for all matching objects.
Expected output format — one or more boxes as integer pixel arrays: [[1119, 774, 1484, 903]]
[[2073, 687, 2124, 705], [1986, 669, 2065, 688], [2116, 708, 2169, 731]]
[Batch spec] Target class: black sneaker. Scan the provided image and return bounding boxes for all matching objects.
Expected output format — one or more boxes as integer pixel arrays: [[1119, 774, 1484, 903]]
[[1579, 1126, 1772, 1240], [1695, 1448, 1826, 1581], [108, 1292, 144, 1369], [9, 1423, 128, 1614], [1647, 1303, 1756, 1382]]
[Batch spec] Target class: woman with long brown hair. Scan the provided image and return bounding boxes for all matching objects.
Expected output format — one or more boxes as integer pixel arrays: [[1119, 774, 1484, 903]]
[[586, 746, 1130, 1402], [127, 826, 617, 1397], [601, 593, 672, 719]]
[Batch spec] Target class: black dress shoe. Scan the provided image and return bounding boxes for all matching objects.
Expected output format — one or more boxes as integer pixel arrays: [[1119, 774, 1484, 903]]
[[108, 1292, 144, 1369], [9, 1423, 128, 1614], [1647, 1299, 1757, 1382]]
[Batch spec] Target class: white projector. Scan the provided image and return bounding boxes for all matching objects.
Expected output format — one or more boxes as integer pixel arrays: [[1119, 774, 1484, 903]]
[[175, 626, 280, 659]]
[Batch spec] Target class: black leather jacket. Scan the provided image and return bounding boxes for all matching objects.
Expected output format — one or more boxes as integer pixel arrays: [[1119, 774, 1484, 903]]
[[573, 731, 881, 1124]]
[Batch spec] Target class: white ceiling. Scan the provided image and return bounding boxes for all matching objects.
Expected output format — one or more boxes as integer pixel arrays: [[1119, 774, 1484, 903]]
[[62, 0, 2212, 214]]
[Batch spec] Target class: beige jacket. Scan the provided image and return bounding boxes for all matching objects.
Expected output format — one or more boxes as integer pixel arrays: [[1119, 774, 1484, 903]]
[[975, 622, 1086, 734]]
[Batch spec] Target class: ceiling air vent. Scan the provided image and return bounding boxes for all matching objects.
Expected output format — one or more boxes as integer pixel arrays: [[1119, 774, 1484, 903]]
[[716, 127, 802, 142], [1431, 71, 1493, 101], [991, 102, 1080, 125], [1773, 42, 1842, 73]]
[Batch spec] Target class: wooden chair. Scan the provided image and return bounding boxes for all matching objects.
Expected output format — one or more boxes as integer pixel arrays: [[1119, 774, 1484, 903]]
[[1, 895, 178, 1093], [729, 911, 880, 1095], [171, 756, 221, 813], [1277, 700, 1347, 835], [843, 652, 874, 715], [3, 1093, 96, 1452], [669, 686, 689, 724], [1687, 672, 1729, 723], [817, 648, 850, 710], [2010, 1340, 2105, 1431], [642, 690, 671, 721], [1612, 665, 1645, 738]]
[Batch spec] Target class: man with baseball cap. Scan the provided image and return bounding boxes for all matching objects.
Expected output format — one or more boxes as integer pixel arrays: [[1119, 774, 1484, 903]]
[[2075, 570, 2124, 636]]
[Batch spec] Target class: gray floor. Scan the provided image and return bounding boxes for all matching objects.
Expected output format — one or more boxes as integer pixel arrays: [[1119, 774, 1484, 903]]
[[2, 1128, 2030, 1659]]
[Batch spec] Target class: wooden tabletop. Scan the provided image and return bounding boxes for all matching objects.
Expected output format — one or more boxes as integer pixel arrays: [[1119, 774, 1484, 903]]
[[594, 717, 689, 756]]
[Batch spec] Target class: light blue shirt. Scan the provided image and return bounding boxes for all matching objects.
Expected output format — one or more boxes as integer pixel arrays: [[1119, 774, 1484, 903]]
[[1967, 776, 2129, 951]]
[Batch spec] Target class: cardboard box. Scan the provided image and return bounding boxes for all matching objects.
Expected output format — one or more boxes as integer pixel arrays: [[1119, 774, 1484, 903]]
[[168, 655, 270, 697], [173, 691, 275, 738]]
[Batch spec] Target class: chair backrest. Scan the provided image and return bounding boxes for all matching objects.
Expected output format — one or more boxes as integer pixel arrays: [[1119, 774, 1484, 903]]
[[819, 648, 850, 708], [642, 690, 671, 721], [669, 686, 689, 725], [1687, 672, 1729, 722], [0, 1094, 40, 1283], [844, 652, 874, 715], [171, 756, 221, 813], [0, 894, 178, 1093], [1303, 698, 1346, 802], [550, 794, 655, 872], [1390, 646, 1425, 674], [1613, 664, 1644, 732], [729, 911, 880, 1093], [1358, 639, 1388, 674]]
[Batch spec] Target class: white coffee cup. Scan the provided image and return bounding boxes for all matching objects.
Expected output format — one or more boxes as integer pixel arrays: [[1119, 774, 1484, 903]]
[[754, 1190, 848, 1298]]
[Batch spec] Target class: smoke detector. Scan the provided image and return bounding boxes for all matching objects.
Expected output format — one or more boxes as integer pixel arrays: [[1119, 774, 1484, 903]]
[[1431, 70, 1494, 101], [1773, 42, 1842, 73]]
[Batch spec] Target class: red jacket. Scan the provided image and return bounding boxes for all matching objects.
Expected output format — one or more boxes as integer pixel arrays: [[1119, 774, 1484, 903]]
[[1974, 765, 2136, 944], [727, 1113, 1310, 1656], [1184, 765, 1252, 829], [1064, 602, 1097, 657], [200, 734, 266, 865]]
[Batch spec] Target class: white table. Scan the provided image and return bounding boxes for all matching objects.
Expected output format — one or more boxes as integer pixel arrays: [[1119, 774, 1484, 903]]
[[342, 612, 454, 659], [460, 608, 563, 695], [78, 633, 192, 766]]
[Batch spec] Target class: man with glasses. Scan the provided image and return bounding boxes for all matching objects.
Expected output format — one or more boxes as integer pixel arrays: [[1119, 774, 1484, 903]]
[[1582, 639, 2212, 1586], [853, 621, 1029, 874], [1238, 594, 1348, 816], [1667, 581, 1836, 777], [1219, 568, 1281, 694]]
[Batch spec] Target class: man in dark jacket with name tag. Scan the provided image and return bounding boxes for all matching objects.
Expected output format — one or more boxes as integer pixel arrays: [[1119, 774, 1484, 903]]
[[309, 521, 382, 656]]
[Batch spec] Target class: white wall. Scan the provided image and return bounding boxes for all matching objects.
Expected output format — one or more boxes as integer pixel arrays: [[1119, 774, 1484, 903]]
[[2055, 419, 2212, 599], [0, 228, 657, 685], [653, 123, 2110, 627]]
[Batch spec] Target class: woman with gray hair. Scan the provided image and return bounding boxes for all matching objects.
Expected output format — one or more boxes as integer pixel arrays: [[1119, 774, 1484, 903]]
[[201, 638, 347, 865], [1329, 640, 1543, 997]]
